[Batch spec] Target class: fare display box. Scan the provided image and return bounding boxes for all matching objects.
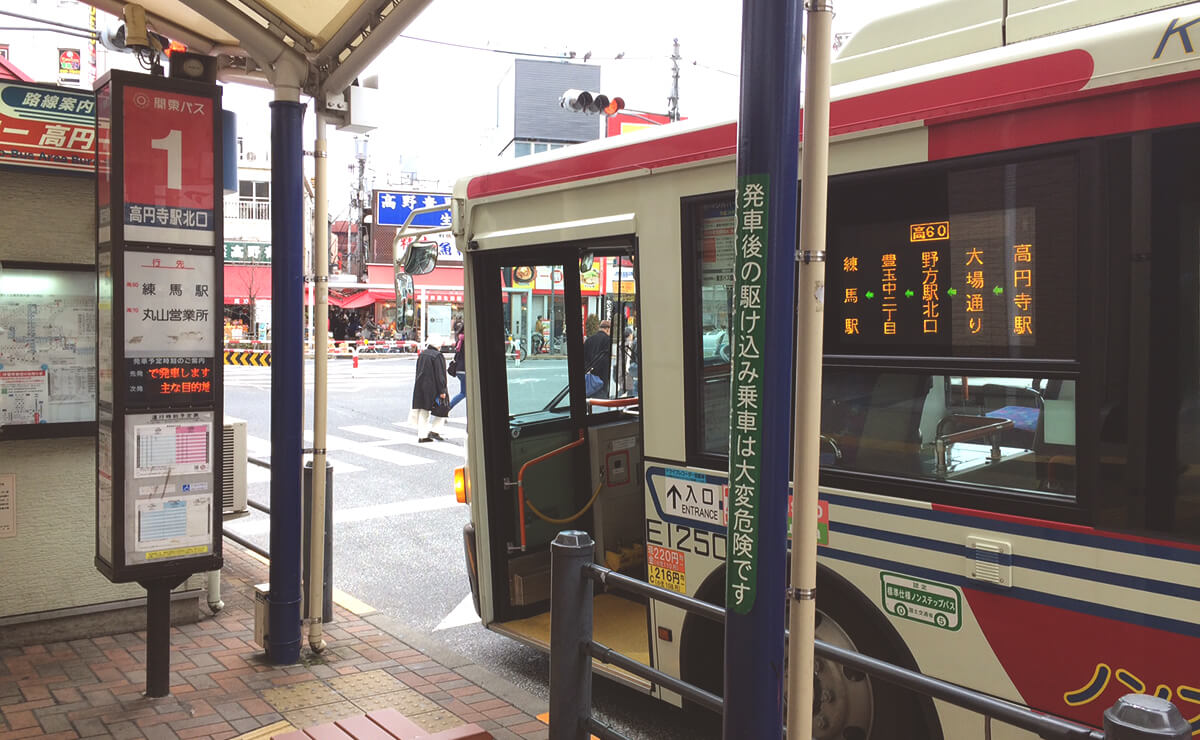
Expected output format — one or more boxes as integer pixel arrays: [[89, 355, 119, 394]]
[[94, 70, 224, 584]]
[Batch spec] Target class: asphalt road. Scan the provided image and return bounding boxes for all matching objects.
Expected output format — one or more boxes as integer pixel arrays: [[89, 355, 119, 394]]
[[222, 355, 720, 740]]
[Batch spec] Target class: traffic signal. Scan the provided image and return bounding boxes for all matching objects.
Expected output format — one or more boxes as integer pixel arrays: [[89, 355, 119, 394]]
[[559, 89, 625, 115]]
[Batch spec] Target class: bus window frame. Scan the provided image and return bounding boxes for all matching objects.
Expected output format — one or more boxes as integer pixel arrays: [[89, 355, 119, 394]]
[[680, 140, 1107, 525], [681, 190, 738, 473]]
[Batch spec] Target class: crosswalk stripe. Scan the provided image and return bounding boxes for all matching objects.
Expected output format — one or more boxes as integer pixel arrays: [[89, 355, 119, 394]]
[[304, 430, 436, 466], [245, 435, 367, 476], [343, 424, 466, 458], [227, 494, 463, 534], [347, 423, 466, 441], [435, 593, 479, 631]]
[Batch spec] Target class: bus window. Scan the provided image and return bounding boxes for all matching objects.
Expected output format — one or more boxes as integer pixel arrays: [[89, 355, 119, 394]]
[[606, 256, 639, 399], [688, 197, 735, 457], [821, 371, 1076, 494], [502, 265, 571, 417]]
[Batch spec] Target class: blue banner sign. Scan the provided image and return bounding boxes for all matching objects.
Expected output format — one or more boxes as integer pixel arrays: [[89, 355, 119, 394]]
[[375, 190, 452, 228]]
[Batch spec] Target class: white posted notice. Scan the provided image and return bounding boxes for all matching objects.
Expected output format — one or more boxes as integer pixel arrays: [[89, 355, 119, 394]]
[[123, 251, 215, 358], [0, 474, 14, 538], [134, 496, 212, 552], [132, 418, 212, 479]]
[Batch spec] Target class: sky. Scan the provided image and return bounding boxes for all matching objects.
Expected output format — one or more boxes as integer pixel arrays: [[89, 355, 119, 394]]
[[220, 0, 888, 216]]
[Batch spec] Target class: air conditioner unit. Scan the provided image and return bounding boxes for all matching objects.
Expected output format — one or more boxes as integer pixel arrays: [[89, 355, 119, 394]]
[[222, 418, 248, 514]]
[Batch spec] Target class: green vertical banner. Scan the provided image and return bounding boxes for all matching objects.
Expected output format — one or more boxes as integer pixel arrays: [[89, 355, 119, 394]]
[[727, 173, 769, 614]]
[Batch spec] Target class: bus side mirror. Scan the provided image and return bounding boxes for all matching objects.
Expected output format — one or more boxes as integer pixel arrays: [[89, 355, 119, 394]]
[[394, 272, 415, 325], [396, 236, 439, 276]]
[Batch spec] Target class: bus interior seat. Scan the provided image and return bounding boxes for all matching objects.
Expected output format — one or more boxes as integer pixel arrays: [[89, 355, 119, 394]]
[[979, 383, 1044, 450], [855, 373, 934, 475], [918, 376, 948, 447]]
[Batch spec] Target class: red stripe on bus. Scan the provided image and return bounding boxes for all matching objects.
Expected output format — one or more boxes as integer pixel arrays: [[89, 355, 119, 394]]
[[931, 501, 1200, 552], [465, 125, 737, 199], [834, 49, 1093, 136], [929, 70, 1200, 159], [466, 51, 1092, 199], [964, 586, 1200, 728]]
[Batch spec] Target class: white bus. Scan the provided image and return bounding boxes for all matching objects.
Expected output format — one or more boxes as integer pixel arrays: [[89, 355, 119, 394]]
[[443, 2, 1200, 736]]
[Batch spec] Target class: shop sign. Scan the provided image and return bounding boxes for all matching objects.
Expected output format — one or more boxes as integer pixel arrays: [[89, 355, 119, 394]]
[[225, 241, 270, 263], [0, 80, 95, 174]]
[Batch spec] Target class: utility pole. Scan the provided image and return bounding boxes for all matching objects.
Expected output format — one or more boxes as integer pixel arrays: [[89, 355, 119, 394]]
[[668, 38, 681, 122], [352, 136, 369, 280]]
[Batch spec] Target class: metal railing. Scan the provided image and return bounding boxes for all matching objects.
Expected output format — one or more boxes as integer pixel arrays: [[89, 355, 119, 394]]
[[548, 530, 1191, 740], [224, 197, 271, 221], [220, 455, 272, 559]]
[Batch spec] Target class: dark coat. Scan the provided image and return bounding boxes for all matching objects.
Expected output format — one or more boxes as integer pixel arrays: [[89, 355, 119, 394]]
[[412, 346, 448, 410], [583, 330, 612, 385], [451, 331, 465, 373]]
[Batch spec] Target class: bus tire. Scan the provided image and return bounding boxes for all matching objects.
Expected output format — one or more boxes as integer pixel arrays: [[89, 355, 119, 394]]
[[811, 567, 940, 740], [462, 522, 482, 618], [677, 565, 941, 740]]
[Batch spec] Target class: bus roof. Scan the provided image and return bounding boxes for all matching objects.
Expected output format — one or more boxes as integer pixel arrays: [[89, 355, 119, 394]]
[[456, 1, 1200, 203], [834, 0, 1193, 84]]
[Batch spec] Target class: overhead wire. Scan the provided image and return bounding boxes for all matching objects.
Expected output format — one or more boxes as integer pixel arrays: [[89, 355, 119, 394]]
[[396, 33, 737, 77]]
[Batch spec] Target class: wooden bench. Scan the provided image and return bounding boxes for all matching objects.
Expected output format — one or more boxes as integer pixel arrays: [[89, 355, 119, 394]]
[[272, 709, 492, 740]]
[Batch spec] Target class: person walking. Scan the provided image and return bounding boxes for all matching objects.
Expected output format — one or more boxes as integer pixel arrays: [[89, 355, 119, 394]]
[[583, 318, 612, 398], [410, 341, 449, 442], [447, 320, 467, 413]]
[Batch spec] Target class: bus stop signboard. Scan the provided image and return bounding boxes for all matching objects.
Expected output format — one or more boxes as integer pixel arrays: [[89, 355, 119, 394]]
[[94, 69, 223, 588]]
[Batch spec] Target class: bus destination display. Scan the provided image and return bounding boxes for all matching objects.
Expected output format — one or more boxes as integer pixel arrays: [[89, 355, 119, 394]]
[[835, 208, 1038, 354]]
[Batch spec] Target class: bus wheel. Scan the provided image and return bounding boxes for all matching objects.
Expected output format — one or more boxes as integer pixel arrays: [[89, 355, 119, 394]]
[[811, 607, 874, 739], [810, 569, 941, 740]]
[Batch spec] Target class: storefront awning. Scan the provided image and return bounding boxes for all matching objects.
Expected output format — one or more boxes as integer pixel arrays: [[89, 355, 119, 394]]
[[417, 290, 464, 303], [338, 288, 396, 310], [224, 264, 271, 305]]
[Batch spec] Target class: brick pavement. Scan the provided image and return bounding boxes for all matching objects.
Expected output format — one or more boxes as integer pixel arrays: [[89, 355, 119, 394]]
[[0, 544, 550, 740]]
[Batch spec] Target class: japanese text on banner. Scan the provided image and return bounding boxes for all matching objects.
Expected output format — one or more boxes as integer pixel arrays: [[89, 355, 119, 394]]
[[726, 174, 769, 615]]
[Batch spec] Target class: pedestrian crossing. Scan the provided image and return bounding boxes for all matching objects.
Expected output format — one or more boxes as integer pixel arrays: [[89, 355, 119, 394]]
[[224, 357, 414, 391], [244, 418, 467, 482]]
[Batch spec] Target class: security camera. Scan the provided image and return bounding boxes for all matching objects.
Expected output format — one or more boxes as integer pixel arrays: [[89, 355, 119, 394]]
[[98, 4, 164, 55], [97, 20, 127, 53]]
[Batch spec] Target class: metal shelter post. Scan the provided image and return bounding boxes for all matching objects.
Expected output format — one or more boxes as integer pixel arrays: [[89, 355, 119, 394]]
[[268, 97, 305, 664], [724, 0, 804, 737], [788, 2, 834, 738], [307, 111, 331, 652]]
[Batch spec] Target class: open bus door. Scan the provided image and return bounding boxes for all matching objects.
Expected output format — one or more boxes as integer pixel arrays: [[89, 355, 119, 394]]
[[472, 243, 650, 690]]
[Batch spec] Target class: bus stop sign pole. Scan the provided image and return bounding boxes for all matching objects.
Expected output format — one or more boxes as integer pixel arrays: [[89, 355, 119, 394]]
[[725, 1, 804, 738]]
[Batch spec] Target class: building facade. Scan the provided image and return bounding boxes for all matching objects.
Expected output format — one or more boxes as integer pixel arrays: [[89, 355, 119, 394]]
[[494, 58, 604, 158]]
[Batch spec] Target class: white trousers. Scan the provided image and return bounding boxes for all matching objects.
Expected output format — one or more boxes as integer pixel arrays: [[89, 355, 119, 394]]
[[408, 408, 446, 439]]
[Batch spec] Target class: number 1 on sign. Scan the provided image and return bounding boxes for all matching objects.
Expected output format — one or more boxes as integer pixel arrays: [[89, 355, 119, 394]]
[[150, 129, 182, 190]]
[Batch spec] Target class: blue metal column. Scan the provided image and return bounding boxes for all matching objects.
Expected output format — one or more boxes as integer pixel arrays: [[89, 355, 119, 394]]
[[724, 1, 804, 738], [268, 99, 305, 664]]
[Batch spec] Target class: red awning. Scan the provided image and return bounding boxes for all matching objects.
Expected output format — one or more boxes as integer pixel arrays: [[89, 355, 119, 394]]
[[338, 288, 395, 310], [417, 290, 464, 303], [224, 264, 272, 304], [0, 57, 32, 82]]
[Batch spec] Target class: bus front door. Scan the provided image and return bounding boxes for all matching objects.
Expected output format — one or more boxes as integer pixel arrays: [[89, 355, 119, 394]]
[[481, 260, 591, 619]]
